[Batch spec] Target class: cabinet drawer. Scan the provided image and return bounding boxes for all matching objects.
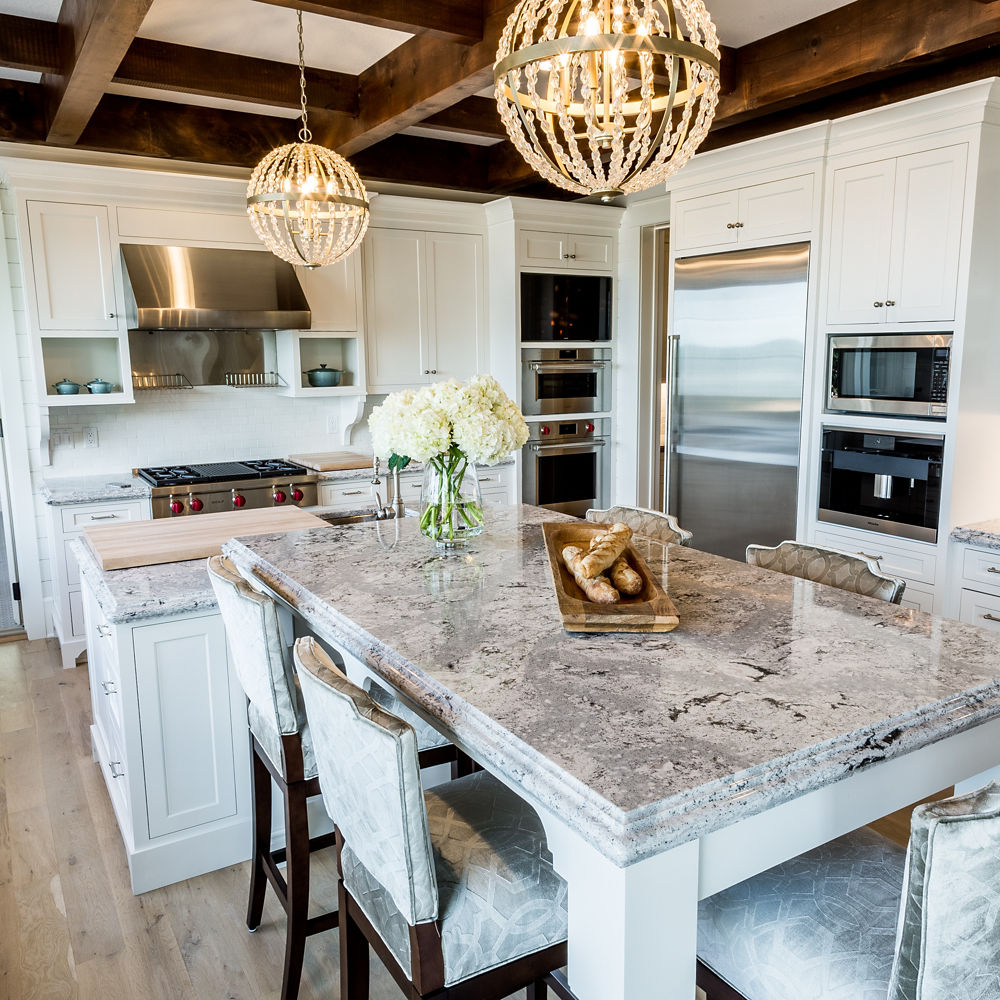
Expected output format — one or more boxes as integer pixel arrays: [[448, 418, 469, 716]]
[[318, 481, 376, 510], [959, 589, 1000, 632], [898, 583, 936, 614], [61, 502, 146, 533], [812, 528, 937, 585], [961, 547, 1000, 590]]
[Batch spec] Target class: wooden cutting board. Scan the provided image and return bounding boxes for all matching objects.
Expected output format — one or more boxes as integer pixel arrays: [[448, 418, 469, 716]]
[[288, 451, 373, 472], [84, 506, 327, 571], [542, 521, 679, 633]]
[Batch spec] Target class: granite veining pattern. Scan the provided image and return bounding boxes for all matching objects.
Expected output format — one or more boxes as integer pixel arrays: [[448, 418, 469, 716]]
[[952, 519, 1000, 552], [316, 456, 514, 483], [71, 538, 218, 624], [223, 506, 1000, 866], [42, 473, 152, 505]]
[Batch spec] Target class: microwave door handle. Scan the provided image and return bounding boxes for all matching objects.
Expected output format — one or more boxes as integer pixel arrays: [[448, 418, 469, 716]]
[[529, 362, 607, 372]]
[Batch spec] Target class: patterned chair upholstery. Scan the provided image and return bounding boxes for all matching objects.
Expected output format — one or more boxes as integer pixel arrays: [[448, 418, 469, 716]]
[[746, 540, 906, 604], [698, 781, 1000, 1000], [363, 676, 451, 753], [293, 636, 568, 995], [586, 504, 693, 546]]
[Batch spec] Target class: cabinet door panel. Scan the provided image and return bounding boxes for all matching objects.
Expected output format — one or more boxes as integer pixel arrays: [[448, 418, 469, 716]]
[[672, 189, 739, 251], [27, 201, 119, 331], [425, 232, 485, 381], [518, 230, 567, 267], [738, 175, 813, 243], [826, 161, 894, 325], [133, 617, 237, 839], [887, 145, 967, 324], [567, 234, 613, 271], [960, 589, 1000, 631], [294, 253, 361, 331], [364, 230, 429, 389]]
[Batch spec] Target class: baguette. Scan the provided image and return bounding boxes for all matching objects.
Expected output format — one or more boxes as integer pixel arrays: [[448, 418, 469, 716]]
[[562, 545, 619, 604], [609, 556, 643, 596], [577, 522, 632, 578]]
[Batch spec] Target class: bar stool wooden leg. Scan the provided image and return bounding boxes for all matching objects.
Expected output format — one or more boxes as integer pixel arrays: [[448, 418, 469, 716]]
[[247, 744, 271, 932], [281, 781, 313, 1000], [526, 978, 549, 998], [339, 882, 369, 1000]]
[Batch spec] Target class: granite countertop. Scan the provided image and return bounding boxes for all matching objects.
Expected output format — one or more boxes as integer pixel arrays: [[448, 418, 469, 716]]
[[224, 505, 1000, 866], [952, 519, 1000, 551], [42, 473, 152, 505]]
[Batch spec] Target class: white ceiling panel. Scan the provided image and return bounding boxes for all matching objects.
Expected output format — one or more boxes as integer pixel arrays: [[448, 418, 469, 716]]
[[402, 125, 502, 147], [0, 67, 41, 82], [105, 82, 301, 118], [2, 0, 60, 19], [708, 0, 856, 48], [137, 0, 412, 75]]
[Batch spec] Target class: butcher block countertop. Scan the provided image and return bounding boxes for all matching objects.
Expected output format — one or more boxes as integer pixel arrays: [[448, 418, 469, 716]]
[[83, 505, 327, 570]]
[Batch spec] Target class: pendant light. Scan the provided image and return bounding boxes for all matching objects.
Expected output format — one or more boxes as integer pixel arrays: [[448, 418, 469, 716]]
[[247, 11, 369, 268], [494, 0, 721, 201]]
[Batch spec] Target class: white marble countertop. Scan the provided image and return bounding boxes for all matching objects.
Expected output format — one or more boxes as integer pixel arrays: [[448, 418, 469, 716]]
[[952, 519, 1000, 551], [223, 504, 1000, 866], [41, 473, 152, 505]]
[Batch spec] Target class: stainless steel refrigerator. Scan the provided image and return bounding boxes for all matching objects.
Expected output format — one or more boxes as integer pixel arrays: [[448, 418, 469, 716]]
[[664, 242, 809, 561]]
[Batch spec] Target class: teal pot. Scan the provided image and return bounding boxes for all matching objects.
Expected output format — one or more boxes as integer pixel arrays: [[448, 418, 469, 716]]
[[52, 377, 81, 395], [86, 378, 114, 394], [303, 364, 343, 387]]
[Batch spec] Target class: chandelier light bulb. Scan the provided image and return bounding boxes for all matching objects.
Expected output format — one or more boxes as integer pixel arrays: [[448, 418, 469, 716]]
[[494, 0, 721, 201]]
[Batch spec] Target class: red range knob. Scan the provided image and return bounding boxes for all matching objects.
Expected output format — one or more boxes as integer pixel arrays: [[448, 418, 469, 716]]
[[586, 423, 595, 433], [291, 488, 304, 502], [541, 425, 551, 436], [169, 500, 184, 515], [189, 497, 204, 512], [273, 490, 287, 504], [233, 493, 247, 508]]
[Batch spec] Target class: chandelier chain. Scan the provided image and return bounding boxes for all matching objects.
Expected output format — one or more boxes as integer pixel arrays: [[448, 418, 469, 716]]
[[297, 10, 311, 143]]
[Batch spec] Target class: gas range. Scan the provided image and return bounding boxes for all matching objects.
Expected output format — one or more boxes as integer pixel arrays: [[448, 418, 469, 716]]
[[138, 460, 319, 518]]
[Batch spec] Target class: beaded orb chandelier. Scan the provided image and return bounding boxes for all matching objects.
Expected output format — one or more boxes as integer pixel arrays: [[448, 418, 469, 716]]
[[247, 11, 369, 269], [494, 0, 721, 201]]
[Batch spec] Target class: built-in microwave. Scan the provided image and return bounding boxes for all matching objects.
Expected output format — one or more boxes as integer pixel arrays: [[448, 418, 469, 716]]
[[819, 428, 944, 543], [520, 272, 612, 342], [827, 333, 951, 419], [521, 347, 611, 416]]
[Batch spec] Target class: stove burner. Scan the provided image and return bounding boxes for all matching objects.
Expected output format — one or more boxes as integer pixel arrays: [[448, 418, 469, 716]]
[[138, 459, 311, 489]]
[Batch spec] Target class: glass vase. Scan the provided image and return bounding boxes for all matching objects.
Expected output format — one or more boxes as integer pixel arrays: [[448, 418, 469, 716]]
[[419, 452, 484, 546]]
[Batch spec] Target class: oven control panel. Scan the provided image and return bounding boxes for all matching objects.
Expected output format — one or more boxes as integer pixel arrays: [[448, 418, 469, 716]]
[[528, 417, 609, 445]]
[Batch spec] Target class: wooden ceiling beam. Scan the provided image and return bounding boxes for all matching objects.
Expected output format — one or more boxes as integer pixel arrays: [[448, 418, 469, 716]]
[[114, 37, 358, 116], [418, 97, 504, 139], [350, 134, 490, 188], [0, 14, 60, 74], [250, 0, 483, 45], [42, 0, 156, 145], [318, 0, 518, 157]]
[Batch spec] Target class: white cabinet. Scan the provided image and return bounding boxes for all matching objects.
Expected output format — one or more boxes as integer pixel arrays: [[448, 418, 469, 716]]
[[80, 585, 253, 894], [959, 588, 1000, 632], [518, 230, 614, 271], [365, 228, 486, 391], [825, 145, 967, 325], [26, 201, 120, 331], [672, 175, 813, 252], [951, 543, 1000, 631], [317, 479, 377, 510], [294, 253, 363, 332], [393, 464, 514, 509], [48, 498, 150, 669]]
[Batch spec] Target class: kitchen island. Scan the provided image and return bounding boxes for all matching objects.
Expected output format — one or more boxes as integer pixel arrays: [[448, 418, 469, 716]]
[[224, 504, 1000, 1000]]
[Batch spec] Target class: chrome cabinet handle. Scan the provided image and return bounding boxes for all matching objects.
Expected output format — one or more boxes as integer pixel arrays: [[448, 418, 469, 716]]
[[873, 301, 885, 308], [89, 513, 118, 521], [479, 477, 495, 482], [562, 253, 577, 259], [109, 761, 125, 778], [101, 680, 117, 695], [984, 614, 1000, 624], [343, 490, 365, 496], [858, 551, 884, 562], [96, 623, 112, 638], [987, 567, 1000, 575]]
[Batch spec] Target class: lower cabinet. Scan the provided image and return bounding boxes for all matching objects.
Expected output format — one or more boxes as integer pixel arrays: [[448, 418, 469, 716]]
[[82, 584, 252, 894], [952, 542, 1000, 632]]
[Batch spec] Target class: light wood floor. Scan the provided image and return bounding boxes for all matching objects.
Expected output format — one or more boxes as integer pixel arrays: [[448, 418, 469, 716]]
[[0, 637, 948, 1000]]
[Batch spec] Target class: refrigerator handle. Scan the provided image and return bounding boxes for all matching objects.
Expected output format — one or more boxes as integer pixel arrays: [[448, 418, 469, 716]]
[[662, 334, 680, 514]]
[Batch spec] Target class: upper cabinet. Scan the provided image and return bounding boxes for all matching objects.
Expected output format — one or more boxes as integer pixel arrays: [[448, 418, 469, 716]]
[[672, 174, 814, 253], [293, 253, 362, 332], [825, 144, 967, 326], [27, 201, 120, 331], [365, 228, 486, 392], [517, 229, 614, 271]]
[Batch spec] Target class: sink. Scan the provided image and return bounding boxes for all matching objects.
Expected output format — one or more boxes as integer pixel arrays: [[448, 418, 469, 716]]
[[319, 511, 380, 526]]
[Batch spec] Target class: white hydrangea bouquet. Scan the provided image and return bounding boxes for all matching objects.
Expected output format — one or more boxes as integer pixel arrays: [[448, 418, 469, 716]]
[[369, 375, 529, 545]]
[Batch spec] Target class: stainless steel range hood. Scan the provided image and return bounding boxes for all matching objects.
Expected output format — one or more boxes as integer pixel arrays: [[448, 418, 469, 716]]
[[121, 244, 311, 331]]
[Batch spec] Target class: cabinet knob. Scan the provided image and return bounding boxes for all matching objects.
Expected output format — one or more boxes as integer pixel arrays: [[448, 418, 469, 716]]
[[563, 253, 570, 258], [569, 253, 577, 258], [423, 369, 430, 374], [430, 369, 437, 374], [736, 222, 744, 228], [726, 223, 734, 229], [873, 301, 885, 308], [108, 312, 116, 319], [885, 299, 896, 307]]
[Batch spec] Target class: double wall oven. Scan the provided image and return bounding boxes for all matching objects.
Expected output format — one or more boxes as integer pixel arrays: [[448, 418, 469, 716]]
[[522, 418, 610, 518]]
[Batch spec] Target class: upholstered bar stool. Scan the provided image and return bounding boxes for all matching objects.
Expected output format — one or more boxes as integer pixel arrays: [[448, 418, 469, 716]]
[[208, 555, 337, 1000], [293, 636, 568, 1000], [746, 540, 906, 604], [697, 781, 1000, 1000], [586, 504, 693, 545]]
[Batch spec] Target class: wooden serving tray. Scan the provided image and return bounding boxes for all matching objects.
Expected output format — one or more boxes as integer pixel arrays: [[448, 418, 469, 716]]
[[542, 521, 679, 633]]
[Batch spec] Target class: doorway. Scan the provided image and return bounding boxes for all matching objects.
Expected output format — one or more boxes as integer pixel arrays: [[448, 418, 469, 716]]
[[0, 423, 21, 632]]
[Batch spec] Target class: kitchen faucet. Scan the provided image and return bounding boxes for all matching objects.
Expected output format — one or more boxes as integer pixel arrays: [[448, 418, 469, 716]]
[[371, 457, 405, 520]]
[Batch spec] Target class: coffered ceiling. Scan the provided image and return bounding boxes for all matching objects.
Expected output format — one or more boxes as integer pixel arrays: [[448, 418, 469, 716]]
[[1, 0, 999, 199]]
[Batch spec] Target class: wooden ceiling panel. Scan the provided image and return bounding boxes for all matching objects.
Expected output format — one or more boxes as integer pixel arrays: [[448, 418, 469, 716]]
[[0, 13, 60, 74]]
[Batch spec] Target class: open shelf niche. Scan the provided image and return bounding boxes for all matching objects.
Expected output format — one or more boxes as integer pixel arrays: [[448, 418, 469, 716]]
[[39, 334, 135, 406], [276, 329, 366, 397]]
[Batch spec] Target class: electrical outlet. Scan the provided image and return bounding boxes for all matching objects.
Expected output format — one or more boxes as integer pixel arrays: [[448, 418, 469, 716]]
[[326, 414, 339, 435], [83, 426, 99, 448]]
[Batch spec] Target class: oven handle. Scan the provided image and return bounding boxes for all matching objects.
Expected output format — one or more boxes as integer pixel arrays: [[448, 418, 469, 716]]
[[528, 440, 607, 452], [529, 362, 607, 372]]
